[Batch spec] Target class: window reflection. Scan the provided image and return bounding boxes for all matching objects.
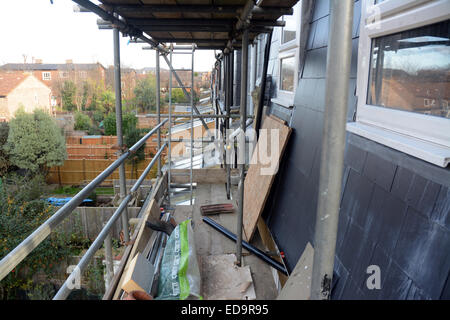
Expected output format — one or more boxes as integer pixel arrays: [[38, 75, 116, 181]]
[[368, 20, 450, 119], [280, 56, 295, 92]]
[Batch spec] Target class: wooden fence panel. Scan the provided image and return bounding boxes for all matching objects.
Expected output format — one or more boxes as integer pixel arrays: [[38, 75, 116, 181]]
[[56, 207, 141, 240]]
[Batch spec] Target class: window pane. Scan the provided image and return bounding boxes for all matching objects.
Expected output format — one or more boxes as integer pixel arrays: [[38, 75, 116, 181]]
[[281, 14, 296, 44], [368, 20, 450, 119], [280, 56, 295, 92]]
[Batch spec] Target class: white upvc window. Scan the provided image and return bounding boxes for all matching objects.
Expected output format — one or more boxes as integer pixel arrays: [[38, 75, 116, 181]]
[[348, 0, 450, 167], [42, 72, 51, 80], [273, 1, 302, 107]]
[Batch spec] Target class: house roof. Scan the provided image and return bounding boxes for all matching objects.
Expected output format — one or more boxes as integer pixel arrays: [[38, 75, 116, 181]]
[[0, 73, 30, 96], [0, 62, 106, 71]]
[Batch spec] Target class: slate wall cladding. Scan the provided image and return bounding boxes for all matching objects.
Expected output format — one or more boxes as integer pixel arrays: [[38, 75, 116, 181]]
[[262, 0, 450, 300]]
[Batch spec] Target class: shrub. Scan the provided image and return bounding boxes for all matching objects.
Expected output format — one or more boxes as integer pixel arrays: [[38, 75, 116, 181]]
[[74, 112, 92, 131], [5, 109, 66, 174], [103, 112, 137, 136], [0, 122, 10, 176], [0, 179, 69, 299]]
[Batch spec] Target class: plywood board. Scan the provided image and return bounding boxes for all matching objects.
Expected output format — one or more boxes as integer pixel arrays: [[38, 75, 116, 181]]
[[201, 254, 256, 300], [243, 115, 291, 241], [277, 242, 314, 300], [257, 217, 288, 286]]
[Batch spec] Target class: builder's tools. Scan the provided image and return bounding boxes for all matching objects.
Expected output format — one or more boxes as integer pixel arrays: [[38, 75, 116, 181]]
[[200, 203, 235, 215], [145, 219, 176, 236]]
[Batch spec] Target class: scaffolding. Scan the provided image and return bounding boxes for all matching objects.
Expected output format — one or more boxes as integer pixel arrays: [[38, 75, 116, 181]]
[[0, 0, 334, 300]]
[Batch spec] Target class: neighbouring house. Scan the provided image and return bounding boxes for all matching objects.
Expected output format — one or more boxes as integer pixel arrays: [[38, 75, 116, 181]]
[[0, 60, 107, 107], [0, 72, 52, 121], [105, 66, 137, 101]]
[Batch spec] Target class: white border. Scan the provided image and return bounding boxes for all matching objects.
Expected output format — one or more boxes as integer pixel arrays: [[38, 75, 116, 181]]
[[275, 1, 302, 107]]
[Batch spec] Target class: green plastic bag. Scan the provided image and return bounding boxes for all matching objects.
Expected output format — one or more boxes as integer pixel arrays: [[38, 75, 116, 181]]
[[156, 219, 202, 300]]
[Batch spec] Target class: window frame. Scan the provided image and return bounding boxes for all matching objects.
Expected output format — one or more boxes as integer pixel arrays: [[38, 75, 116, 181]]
[[274, 1, 302, 107], [349, 0, 450, 167], [42, 72, 51, 80], [278, 50, 298, 94]]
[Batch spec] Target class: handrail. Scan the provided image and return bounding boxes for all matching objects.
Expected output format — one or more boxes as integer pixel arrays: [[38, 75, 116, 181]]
[[54, 142, 168, 300], [0, 119, 168, 281]]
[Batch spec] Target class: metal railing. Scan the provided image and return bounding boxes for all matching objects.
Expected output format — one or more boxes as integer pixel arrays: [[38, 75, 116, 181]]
[[0, 119, 168, 285], [54, 142, 167, 300]]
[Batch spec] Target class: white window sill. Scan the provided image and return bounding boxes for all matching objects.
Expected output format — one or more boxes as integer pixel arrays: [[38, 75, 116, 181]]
[[271, 96, 294, 109], [346, 122, 450, 168]]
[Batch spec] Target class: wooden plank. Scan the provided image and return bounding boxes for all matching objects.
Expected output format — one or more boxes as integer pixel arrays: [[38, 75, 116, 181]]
[[256, 218, 288, 286], [192, 184, 223, 257], [112, 198, 159, 300], [121, 253, 155, 294], [243, 115, 291, 241], [277, 242, 314, 300], [107, 173, 167, 300]]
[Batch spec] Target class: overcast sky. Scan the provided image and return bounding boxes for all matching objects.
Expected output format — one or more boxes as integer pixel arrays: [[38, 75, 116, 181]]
[[0, 0, 217, 71]]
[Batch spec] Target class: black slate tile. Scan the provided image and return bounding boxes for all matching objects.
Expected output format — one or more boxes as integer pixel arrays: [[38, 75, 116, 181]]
[[404, 174, 440, 217], [440, 272, 450, 299], [391, 166, 414, 201], [352, 0, 361, 39], [363, 185, 408, 255], [331, 256, 350, 300], [340, 169, 374, 223], [312, 0, 330, 21], [406, 282, 432, 300], [430, 185, 450, 228], [350, 39, 359, 78], [302, 47, 328, 79], [347, 78, 358, 121], [344, 143, 368, 173], [312, 15, 329, 49], [340, 165, 351, 202], [339, 220, 375, 285], [378, 261, 412, 300], [290, 107, 322, 177], [358, 244, 390, 299], [312, 78, 327, 112], [392, 207, 450, 299], [340, 277, 367, 299], [336, 211, 351, 255], [306, 20, 317, 51], [363, 152, 397, 191], [294, 78, 318, 110]]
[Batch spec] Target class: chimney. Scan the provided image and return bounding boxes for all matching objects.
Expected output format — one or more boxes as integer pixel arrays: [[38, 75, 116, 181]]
[[66, 59, 73, 64], [35, 59, 43, 64]]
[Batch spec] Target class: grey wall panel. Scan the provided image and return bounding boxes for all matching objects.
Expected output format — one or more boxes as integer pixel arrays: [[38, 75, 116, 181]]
[[262, 0, 450, 300]]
